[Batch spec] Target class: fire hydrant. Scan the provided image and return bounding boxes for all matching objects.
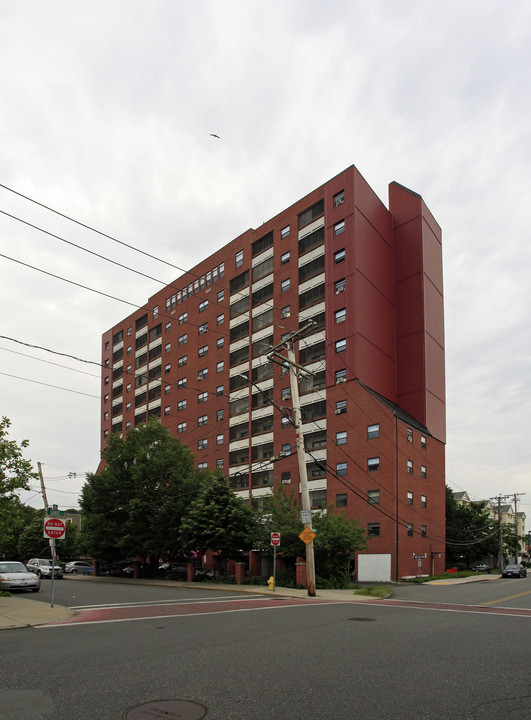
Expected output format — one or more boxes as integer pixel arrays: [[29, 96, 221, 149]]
[[267, 576, 275, 590]]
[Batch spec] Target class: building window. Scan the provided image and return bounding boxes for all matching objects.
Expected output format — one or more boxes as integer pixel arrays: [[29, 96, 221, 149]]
[[367, 457, 380, 472], [198, 438, 207, 450], [334, 220, 345, 235], [368, 523, 380, 537], [198, 462, 207, 469], [335, 308, 346, 324], [280, 305, 291, 319], [164, 406, 170, 416], [336, 431, 347, 445], [335, 399, 347, 414], [421, 525, 427, 537], [421, 435, 427, 449], [178, 355, 187, 367], [407, 492, 413, 505], [281, 225, 290, 239], [104, 377, 109, 385], [421, 465, 427, 479], [178, 334, 187, 345], [216, 458, 224, 468], [164, 385, 170, 394], [198, 300, 208, 313], [104, 412, 109, 421], [177, 400, 186, 411], [165, 343, 171, 353], [153, 306, 158, 319], [367, 423, 379, 439], [217, 337, 224, 349], [335, 278, 346, 294], [198, 345, 208, 357], [165, 364, 171, 374], [216, 385, 224, 396], [216, 409, 224, 421], [165, 322, 171, 332], [333, 190, 345, 207], [235, 250, 244, 267], [281, 387, 291, 401], [368, 490, 380, 504], [198, 323, 208, 335], [336, 462, 347, 476], [198, 392, 208, 403], [126, 384, 131, 393], [334, 248, 345, 264], [421, 495, 427, 508], [335, 368, 347, 383], [178, 312, 187, 325], [217, 314, 225, 325], [281, 416, 291, 428], [407, 428, 413, 443], [407, 524, 414, 537], [216, 361, 224, 373], [217, 290, 225, 303], [281, 251, 290, 264], [198, 415, 207, 426], [281, 278, 290, 293], [177, 378, 186, 389], [216, 434, 224, 445], [407, 460, 413, 474], [197, 368, 208, 380], [335, 339, 346, 353], [336, 493, 347, 508]]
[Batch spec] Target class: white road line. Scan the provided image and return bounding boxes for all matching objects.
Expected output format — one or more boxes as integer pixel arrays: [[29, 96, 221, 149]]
[[69, 594, 262, 610]]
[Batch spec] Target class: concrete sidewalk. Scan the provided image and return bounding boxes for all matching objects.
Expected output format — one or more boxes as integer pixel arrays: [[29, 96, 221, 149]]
[[0, 573, 497, 630], [0, 595, 71, 630]]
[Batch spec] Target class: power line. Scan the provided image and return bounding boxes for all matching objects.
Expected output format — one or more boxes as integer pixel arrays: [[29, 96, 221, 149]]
[[0, 371, 100, 398]]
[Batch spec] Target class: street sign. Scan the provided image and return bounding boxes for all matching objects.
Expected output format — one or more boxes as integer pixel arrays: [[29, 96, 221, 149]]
[[413, 554, 425, 559], [43, 517, 66, 540], [271, 532, 281, 547], [47, 508, 64, 516], [299, 527, 316, 545], [300, 510, 312, 525]]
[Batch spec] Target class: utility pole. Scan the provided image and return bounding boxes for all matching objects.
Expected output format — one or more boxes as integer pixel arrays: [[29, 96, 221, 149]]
[[512, 493, 526, 563], [37, 461, 49, 512], [269, 322, 316, 597], [491, 494, 510, 571]]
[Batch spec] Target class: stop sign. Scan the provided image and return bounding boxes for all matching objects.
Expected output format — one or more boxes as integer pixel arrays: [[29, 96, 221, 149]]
[[271, 532, 281, 547], [43, 517, 66, 540]]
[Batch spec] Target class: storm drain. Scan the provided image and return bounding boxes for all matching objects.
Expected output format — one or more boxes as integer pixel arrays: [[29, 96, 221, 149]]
[[123, 699, 207, 719]]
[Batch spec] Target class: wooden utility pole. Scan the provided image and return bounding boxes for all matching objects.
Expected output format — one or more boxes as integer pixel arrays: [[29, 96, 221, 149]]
[[512, 493, 526, 563], [37, 461, 49, 512], [269, 322, 316, 597]]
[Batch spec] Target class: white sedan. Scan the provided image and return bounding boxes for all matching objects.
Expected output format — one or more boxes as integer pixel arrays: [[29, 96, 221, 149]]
[[0, 561, 41, 592]]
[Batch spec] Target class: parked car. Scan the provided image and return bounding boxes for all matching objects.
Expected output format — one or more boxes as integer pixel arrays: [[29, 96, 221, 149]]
[[64, 561, 93, 575], [26, 558, 64, 579], [501, 564, 527, 578], [471, 564, 491, 574], [158, 562, 187, 574], [0, 561, 41, 592]]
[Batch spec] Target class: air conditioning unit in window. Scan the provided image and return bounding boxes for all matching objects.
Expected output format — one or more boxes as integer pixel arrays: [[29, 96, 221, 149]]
[[336, 377, 346, 384], [335, 408, 346, 415], [335, 287, 344, 294]]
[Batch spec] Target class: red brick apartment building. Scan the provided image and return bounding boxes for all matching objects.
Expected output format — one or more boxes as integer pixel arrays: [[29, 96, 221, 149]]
[[100, 164, 446, 580]]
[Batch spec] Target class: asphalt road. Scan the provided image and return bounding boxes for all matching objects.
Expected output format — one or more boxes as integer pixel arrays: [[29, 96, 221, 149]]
[[2, 577, 530, 720]]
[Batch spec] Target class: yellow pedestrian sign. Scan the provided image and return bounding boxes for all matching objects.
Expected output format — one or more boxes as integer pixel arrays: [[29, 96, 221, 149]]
[[299, 527, 316, 545]]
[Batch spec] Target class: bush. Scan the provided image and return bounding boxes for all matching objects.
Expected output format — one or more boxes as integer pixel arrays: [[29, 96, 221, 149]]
[[0, 590, 12, 598], [243, 576, 266, 585]]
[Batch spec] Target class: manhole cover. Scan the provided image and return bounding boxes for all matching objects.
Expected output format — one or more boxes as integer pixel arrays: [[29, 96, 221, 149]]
[[123, 699, 207, 719], [349, 617, 375, 622]]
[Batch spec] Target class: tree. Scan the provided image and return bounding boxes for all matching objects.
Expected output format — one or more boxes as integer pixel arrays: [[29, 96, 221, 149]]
[[180, 475, 261, 564], [445, 487, 501, 567], [80, 418, 201, 563], [0, 416, 38, 554], [257, 486, 367, 587], [312, 507, 367, 586]]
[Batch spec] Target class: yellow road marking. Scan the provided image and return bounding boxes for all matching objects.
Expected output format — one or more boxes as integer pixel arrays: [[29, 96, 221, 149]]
[[480, 590, 531, 606]]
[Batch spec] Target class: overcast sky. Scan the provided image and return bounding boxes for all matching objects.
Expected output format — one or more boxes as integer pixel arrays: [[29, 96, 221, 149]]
[[1, 1, 529, 521]]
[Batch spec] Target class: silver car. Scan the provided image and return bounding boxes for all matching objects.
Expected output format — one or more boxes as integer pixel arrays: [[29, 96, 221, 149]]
[[64, 561, 93, 575], [0, 561, 41, 592], [26, 558, 64, 579]]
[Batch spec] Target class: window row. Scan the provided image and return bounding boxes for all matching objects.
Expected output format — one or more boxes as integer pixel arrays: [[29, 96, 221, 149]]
[[164, 263, 225, 311]]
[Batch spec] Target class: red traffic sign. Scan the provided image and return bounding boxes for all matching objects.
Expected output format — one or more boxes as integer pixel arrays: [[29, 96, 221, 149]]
[[270, 532, 281, 547], [43, 517, 66, 540]]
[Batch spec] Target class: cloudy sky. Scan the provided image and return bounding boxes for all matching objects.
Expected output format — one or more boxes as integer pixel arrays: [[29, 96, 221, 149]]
[[1, 1, 529, 520]]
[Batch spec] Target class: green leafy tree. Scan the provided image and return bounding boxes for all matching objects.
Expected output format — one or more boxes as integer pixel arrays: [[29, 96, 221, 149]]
[[17, 511, 50, 560], [80, 418, 201, 564], [0, 416, 39, 554], [256, 486, 305, 561], [180, 475, 261, 564], [312, 507, 367, 586]]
